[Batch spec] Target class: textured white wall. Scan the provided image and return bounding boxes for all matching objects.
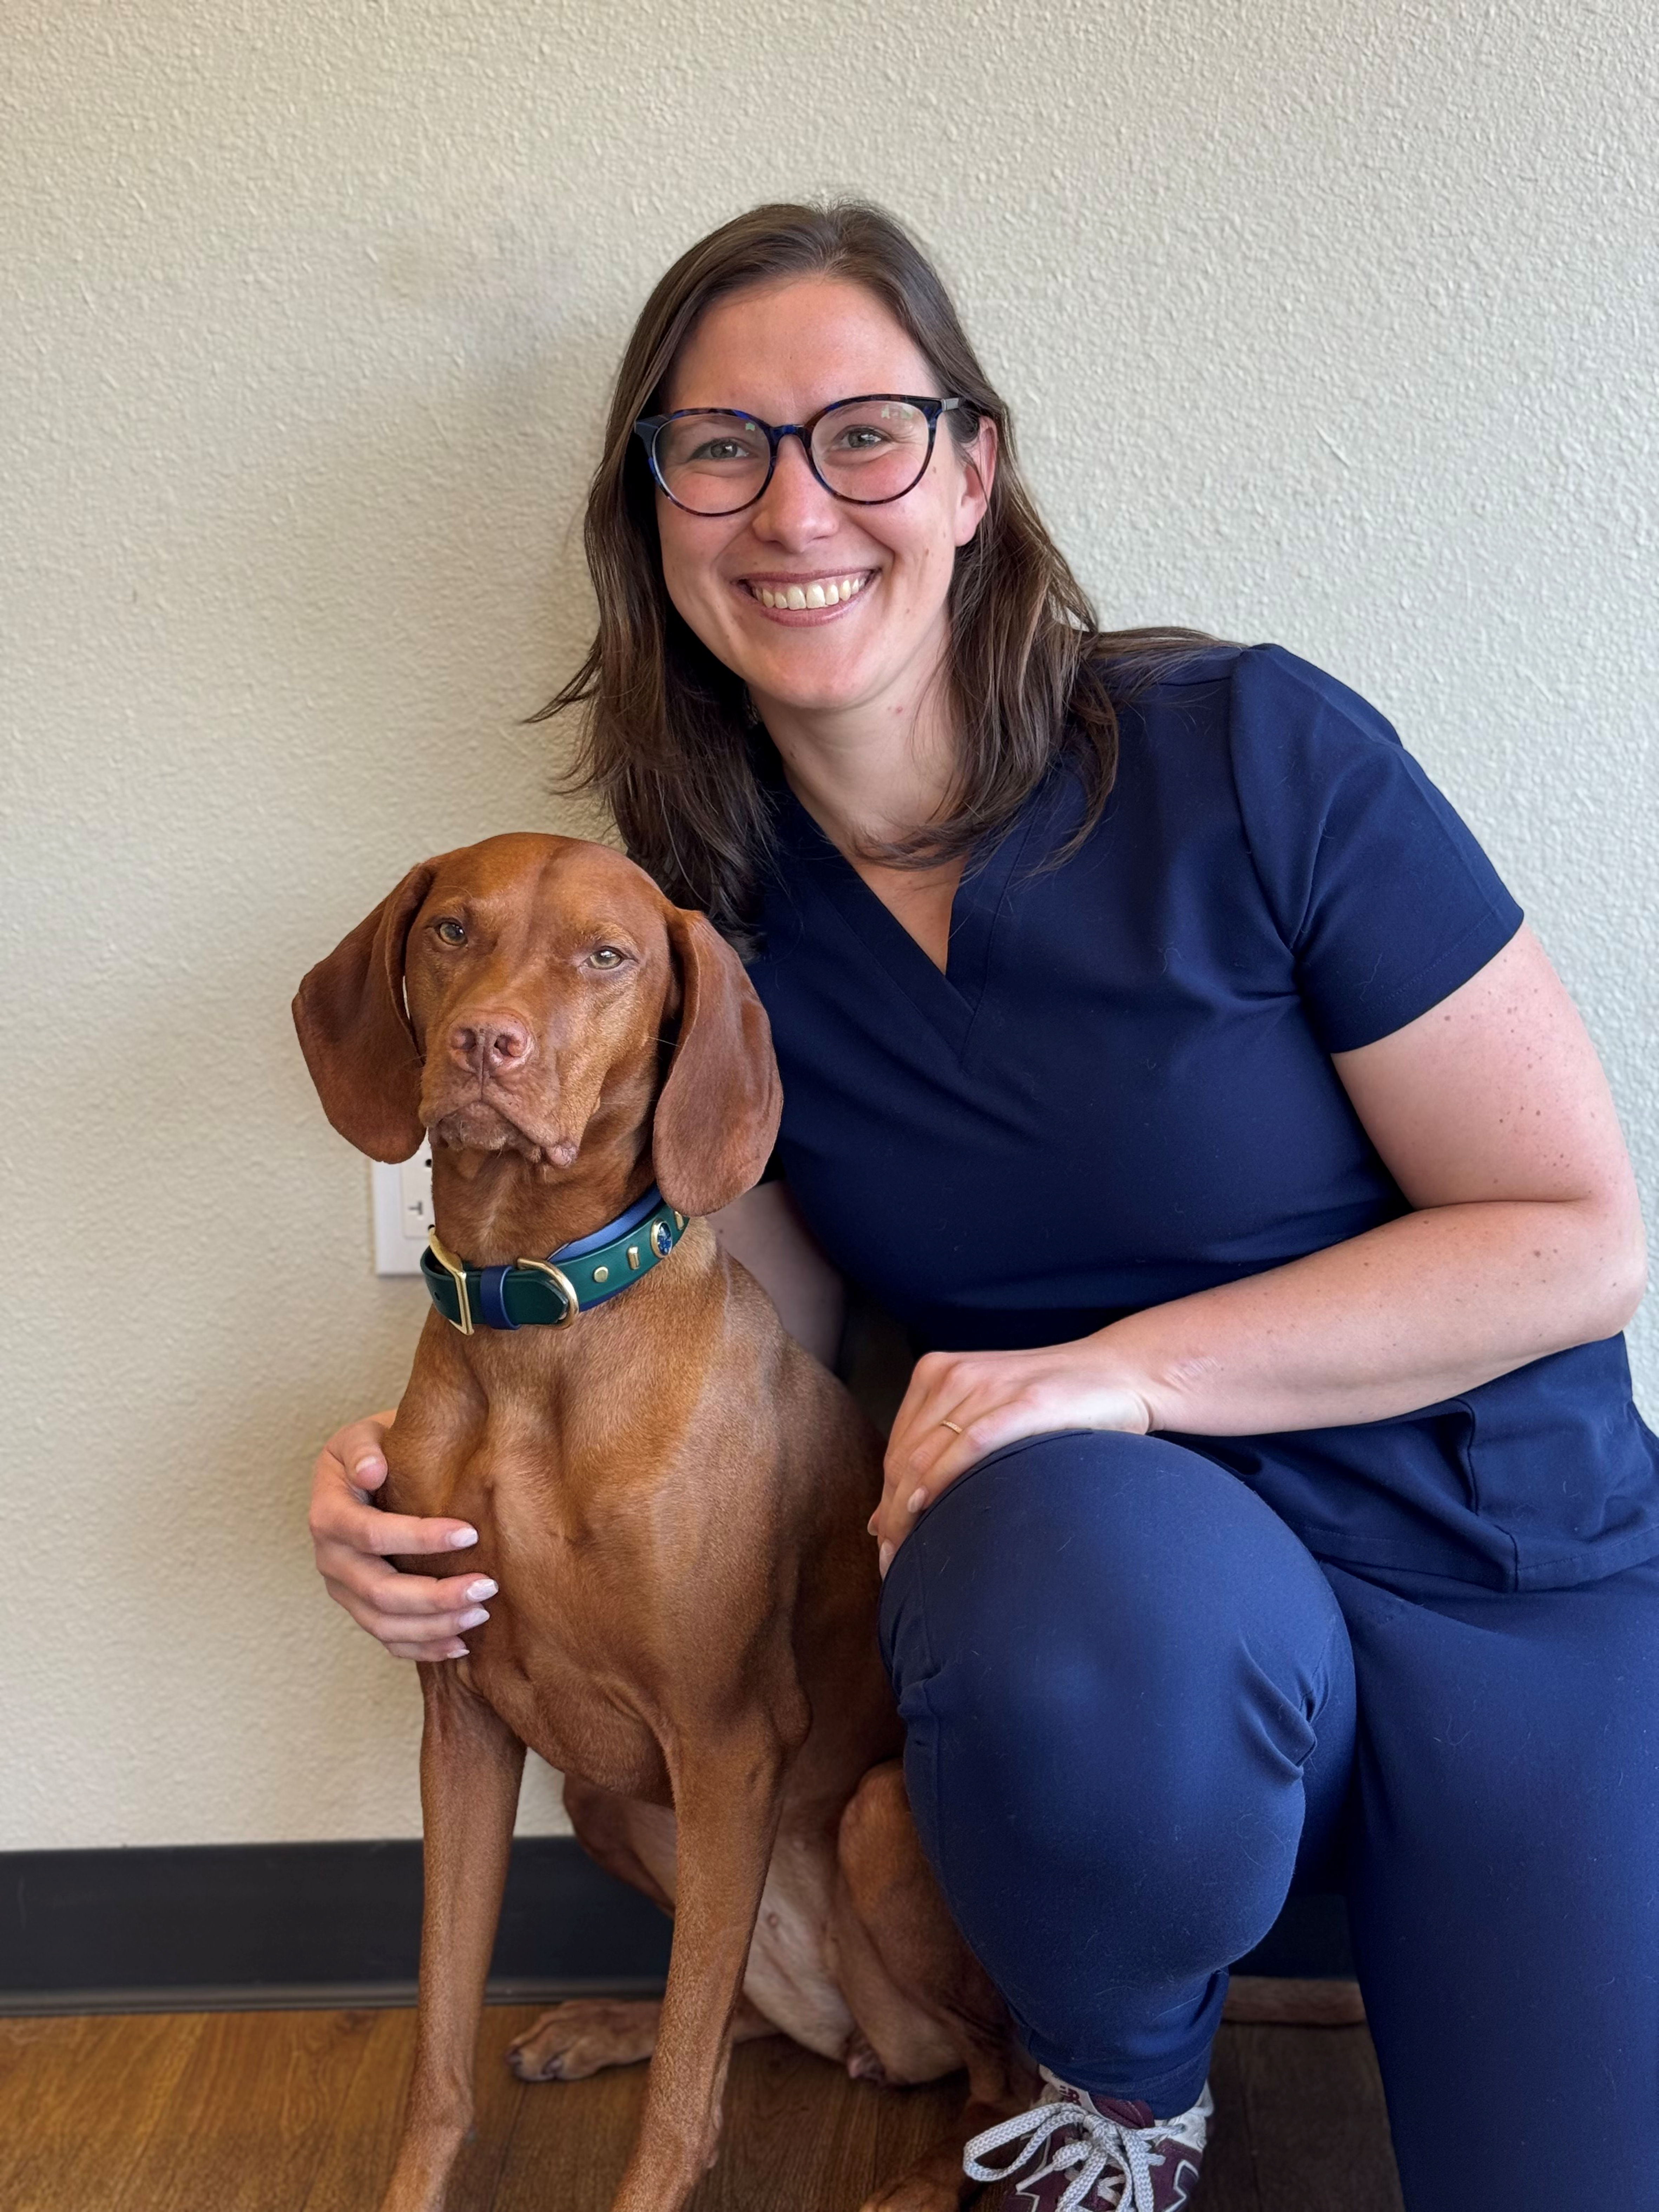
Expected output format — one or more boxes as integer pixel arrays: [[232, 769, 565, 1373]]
[[3, 0, 1654, 1850]]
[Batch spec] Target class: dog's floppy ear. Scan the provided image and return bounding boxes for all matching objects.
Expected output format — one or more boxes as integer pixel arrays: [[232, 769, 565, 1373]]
[[292, 863, 437, 1161], [652, 907, 783, 1216]]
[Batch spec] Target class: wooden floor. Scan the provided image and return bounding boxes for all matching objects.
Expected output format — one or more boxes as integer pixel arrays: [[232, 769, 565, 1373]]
[[0, 2004, 1403, 2211]]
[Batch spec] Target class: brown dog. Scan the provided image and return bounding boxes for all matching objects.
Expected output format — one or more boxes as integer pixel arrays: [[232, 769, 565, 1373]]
[[293, 832, 1037, 2212]]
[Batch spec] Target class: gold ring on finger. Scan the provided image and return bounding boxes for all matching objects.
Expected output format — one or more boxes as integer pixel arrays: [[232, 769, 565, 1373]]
[[939, 1418, 964, 1435]]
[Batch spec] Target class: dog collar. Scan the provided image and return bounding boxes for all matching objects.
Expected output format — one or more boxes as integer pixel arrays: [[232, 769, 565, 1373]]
[[419, 1186, 688, 1336]]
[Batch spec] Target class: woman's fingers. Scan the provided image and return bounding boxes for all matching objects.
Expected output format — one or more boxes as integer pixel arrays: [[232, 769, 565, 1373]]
[[321, 1565, 491, 1659], [315, 1534, 496, 1646], [870, 1344, 1156, 1567], [327, 1412, 397, 1492], [313, 1482, 480, 1560], [873, 1388, 1027, 1561], [316, 1534, 496, 1614], [309, 1417, 479, 1559], [310, 1407, 491, 1660], [312, 1503, 496, 1624], [316, 1539, 496, 1654], [883, 1352, 1000, 1489]]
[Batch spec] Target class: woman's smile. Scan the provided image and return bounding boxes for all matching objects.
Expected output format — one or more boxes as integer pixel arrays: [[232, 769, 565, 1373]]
[[736, 567, 876, 618]]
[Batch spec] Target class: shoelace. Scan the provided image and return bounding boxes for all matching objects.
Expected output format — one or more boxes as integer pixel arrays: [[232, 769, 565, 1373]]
[[963, 2093, 1176, 2212]]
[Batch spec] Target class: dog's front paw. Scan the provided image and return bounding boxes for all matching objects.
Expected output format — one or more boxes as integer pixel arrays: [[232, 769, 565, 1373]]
[[506, 1997, 664, 2081]]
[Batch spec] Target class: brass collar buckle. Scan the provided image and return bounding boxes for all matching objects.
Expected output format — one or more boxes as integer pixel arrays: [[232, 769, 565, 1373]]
[[512, 1255, 581, 1327], [425, 1226, 475, 1336]]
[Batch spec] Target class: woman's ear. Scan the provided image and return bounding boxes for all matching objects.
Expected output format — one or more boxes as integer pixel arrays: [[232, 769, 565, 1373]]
[[652, 907, 783, 1216], [952, 412, 998, 546], [292, 862, 437, 1161]]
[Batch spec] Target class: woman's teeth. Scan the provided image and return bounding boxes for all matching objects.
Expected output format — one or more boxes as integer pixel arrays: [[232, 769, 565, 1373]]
[[749, 573, 870, 610]]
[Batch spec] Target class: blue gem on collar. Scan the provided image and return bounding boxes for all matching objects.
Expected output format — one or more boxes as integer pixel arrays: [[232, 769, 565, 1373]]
[[651, 1218, 674, 1258]]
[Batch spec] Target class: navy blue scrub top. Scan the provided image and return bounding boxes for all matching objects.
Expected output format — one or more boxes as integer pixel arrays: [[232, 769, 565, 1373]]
[[746, 643, 1659, 1594]]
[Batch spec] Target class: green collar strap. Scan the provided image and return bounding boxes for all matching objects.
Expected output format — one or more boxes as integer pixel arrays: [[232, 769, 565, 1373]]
[[419, 1189, 688, 1335]]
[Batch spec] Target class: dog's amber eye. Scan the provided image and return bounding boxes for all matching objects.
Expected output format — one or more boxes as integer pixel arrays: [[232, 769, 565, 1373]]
[[588, 945, 625, 969], [434, 918, 467, 946]]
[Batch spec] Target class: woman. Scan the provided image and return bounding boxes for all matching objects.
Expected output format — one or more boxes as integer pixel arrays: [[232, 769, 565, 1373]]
[[308, 202, 1658, 2211]]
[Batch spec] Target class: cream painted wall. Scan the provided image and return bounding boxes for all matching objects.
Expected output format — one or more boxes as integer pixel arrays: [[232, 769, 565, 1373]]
[[4, 0, 1654, 1850]]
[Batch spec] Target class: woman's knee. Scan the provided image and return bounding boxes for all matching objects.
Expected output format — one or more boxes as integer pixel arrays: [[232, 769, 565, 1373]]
[[881, 1428, 1349, 1854]]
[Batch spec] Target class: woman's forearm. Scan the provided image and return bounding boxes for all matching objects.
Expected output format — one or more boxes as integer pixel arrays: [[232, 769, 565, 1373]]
[[1112, 1195, 1647, 1437]]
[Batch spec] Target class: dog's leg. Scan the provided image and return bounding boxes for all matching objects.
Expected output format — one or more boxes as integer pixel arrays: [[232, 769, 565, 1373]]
[[605, 1716, 795, 2212], [834, 1762, 1039, 2212], [509, 1781, 677, 2082], [378, 1664, 525, 2212]]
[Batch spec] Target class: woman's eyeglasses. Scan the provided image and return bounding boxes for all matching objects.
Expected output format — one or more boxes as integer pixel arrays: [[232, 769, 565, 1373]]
[[633, 394, 968, 516]]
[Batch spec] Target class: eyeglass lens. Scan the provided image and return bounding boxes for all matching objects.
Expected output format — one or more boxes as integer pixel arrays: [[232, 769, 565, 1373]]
[[654, 400, 933, 514]]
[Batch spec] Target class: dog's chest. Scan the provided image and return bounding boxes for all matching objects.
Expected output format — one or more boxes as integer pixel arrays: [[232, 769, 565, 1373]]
[[466, 1635, 674, 1804], [443, 1495, 682, 1806]]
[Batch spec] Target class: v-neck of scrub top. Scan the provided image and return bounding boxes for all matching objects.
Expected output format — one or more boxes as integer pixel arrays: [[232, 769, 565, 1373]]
[[771, 781, 1045, 1058]]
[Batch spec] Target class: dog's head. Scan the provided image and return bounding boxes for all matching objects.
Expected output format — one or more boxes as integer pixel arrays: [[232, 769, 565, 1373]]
[[291, 833, 781, 1216]]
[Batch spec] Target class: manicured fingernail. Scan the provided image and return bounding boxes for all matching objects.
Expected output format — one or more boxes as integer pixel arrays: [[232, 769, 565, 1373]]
[[447, 1642, 468, 1659], [447, 1526, 479, 1548], [354, 1456, 384, 1479], [464, 1579, 498, 1602], [906, 1487, 928, 1516], [878, 1541, 894, 1579], [458, 1607, 489, 1630]]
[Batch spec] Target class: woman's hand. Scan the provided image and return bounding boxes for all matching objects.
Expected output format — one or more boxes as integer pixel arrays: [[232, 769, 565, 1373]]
[[870, 1340, 1156, 1574], [309, 1412, 498, 1660]]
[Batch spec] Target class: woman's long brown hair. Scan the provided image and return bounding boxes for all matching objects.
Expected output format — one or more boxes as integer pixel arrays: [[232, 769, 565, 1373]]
[[531, 200, 1224, 944]]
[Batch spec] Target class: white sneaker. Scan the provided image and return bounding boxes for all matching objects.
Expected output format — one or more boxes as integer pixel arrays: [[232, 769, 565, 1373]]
[[963, 2067, 1213, 2211]]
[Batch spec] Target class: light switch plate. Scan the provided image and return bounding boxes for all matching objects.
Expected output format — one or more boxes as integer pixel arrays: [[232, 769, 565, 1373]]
[[371, 1143, 433, 1275]]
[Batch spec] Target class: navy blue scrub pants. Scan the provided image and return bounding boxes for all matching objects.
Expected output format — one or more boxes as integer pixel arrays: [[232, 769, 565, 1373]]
[[878, 1431, 1659, 2212]]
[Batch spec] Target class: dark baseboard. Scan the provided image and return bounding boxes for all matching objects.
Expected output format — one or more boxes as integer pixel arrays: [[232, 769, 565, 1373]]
[[0, 1838, 1352, 2017], [0, 1837, 671, 2016]]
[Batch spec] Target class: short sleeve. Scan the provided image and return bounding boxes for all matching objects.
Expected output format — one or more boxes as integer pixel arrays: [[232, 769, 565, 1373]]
[[1227, 644, 1523, 1053]]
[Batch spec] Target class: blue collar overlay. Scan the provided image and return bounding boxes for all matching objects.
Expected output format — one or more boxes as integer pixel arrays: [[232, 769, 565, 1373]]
[[420, 1184, 687, 1335]]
